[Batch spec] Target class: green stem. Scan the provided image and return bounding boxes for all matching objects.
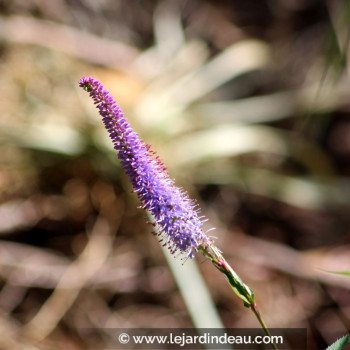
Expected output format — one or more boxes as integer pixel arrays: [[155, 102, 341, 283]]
[[251, 303, 278, 350], [199, 243, 278, 350]]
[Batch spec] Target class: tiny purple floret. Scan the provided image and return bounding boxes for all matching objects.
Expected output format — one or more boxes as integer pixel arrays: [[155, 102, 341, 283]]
[[79, 77, 211, 258]]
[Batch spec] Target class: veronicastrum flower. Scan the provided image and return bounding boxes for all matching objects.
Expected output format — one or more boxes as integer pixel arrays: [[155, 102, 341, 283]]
[[79, 77, 277, 347], [79, 76, 212, 258]]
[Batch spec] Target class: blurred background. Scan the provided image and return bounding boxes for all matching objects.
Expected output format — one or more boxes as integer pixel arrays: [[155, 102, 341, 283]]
[[1, 0, 350, 349]]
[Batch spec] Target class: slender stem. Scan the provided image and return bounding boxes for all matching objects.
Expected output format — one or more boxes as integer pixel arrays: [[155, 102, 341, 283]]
[[251, 303, 278, 350], [199, 243, 278, 350]]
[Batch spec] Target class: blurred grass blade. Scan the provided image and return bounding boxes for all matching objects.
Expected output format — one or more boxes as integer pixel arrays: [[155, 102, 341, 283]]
[[194, 165, 350, 210], [169, 39, 270, 106], [153, 1, 185, 60], [191, 91, 299, 125], [162, 244, 226, 330], [170, 124, 288, 164], [321, 270, 350, 277], [2, 122, 85, 156]]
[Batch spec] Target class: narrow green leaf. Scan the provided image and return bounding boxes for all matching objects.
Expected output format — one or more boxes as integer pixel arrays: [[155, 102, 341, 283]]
[[326, 334, 350, 350], [322, 270, 350, 277]]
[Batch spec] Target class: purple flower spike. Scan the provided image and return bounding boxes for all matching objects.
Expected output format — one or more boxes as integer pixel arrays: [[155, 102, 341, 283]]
[[79, 77, 211, 258]]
